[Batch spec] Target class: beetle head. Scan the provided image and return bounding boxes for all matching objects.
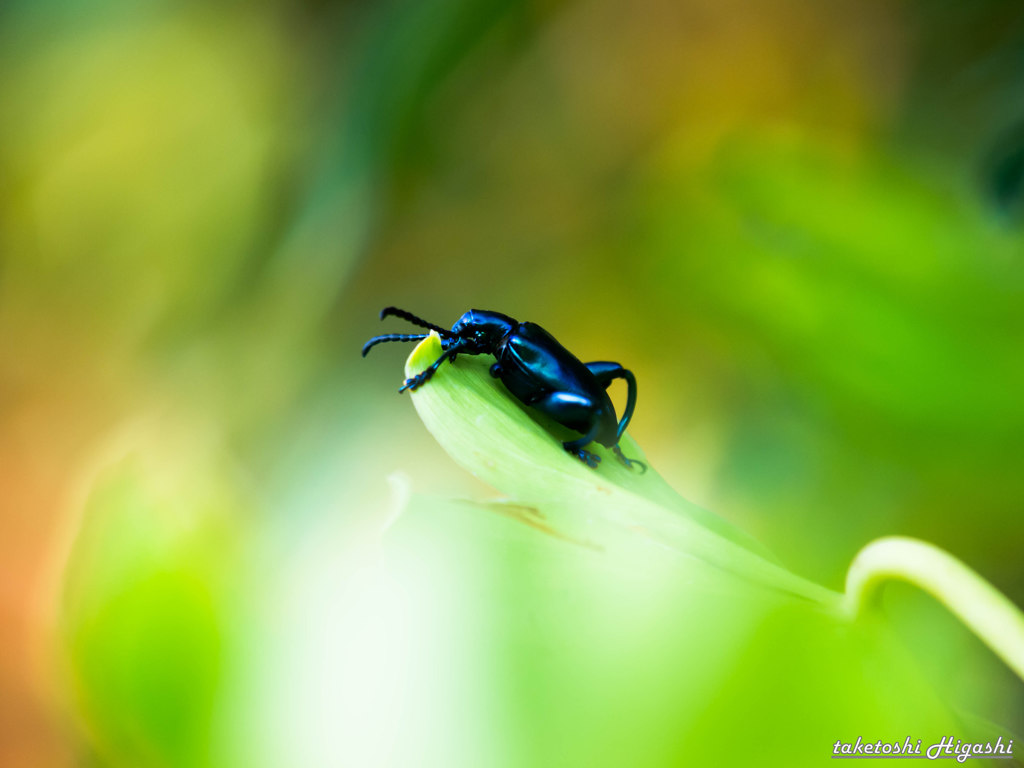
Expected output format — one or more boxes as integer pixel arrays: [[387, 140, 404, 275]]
[[451, 309, 516, 352]]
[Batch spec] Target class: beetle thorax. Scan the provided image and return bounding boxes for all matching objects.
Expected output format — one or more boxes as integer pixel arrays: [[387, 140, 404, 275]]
[[451, 309, 517, 351]]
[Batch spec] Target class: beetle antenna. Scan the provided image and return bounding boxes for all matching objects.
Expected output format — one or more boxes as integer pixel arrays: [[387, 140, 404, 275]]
[[379, 306, 452, 336], [361, 333, 428, 357]]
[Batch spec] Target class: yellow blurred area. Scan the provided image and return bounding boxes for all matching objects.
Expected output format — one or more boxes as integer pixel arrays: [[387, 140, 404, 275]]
[[0, 5, 299, 766], [1, 8, 289, 321]]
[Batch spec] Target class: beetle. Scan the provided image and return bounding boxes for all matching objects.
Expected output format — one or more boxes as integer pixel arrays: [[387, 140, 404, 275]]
[[362, 306, 646, 472]]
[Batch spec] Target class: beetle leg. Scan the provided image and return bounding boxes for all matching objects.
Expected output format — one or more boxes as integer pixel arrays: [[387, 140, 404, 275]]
[[399, 370, 432, 392], [583, 361, 622, 380], [400, 342, 467, 392], [565, 443, 601, 468], [531, 391, 603, 467], [612, 444, 647, 474], [583, 362, 638, 443], [563, 429, 601, 468], [489, 362, 502, 378]]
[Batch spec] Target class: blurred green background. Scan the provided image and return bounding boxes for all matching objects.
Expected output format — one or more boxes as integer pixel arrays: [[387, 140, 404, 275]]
[[1, 0, 1022, 765]]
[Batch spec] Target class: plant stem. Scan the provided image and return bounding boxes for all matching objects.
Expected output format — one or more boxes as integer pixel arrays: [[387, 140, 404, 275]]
[[843, 536, 1024, 683]]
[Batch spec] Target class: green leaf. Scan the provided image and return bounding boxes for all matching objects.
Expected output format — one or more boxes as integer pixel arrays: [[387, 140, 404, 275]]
[[405, 332, 838, 607], [391, 333, 1024, 764]]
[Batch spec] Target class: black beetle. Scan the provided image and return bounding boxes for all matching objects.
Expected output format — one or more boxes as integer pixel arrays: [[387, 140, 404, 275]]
[[362, 307, 646, 472]]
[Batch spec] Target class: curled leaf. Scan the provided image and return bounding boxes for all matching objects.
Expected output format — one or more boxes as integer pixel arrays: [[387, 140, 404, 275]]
[[404, 332, 838, 607]]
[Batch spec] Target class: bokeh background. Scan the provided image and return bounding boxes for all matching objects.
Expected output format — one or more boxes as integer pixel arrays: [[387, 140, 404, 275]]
[[1, 0, 1022, 765]]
